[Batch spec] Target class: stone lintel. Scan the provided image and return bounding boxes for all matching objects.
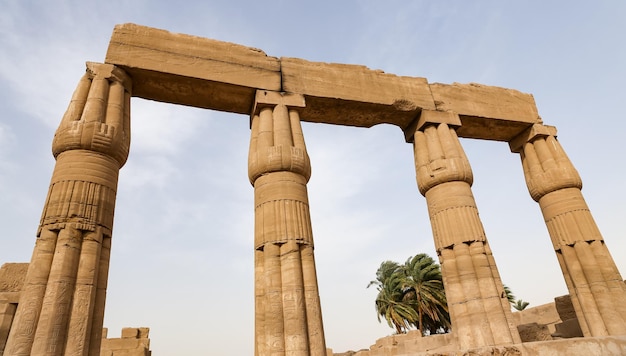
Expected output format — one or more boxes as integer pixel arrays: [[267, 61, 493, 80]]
[[104, 23, 544, 143], [105, 23, 281, 115], [404, 110, 462, 142], [509, 124, 558, 153], [281, 57, 434, 130], [430, 82, 541, 142]]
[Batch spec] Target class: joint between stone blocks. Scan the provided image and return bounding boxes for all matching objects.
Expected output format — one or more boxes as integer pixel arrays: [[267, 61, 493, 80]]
[[250, 90, 306, 126], [86, 62, 132, 93], [509, 123, 557, 153], [404, 109, 462, 142]]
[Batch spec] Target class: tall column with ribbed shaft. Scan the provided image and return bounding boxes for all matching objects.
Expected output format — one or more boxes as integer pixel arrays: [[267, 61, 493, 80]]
[[510, 124, 626, 337], [409, 110, 520, 349], [248, 90, 326, 356], [4, 62, 131, 356]]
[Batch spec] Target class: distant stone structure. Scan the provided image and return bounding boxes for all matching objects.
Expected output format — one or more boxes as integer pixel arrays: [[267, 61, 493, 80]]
[[100, 327, 151, 356], [1, 23, 625, 355]]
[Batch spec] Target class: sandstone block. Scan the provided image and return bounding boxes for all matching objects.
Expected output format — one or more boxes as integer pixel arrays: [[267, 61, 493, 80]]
[[0, 263, 28, 292], [106, 23, 281, 114], [281, 57, 435, 130], [517, 322, 552, 342], [554, 295, 577, 321], [430, 82, 539, 141]]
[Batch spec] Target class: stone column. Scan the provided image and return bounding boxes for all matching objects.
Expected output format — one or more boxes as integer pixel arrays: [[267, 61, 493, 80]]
[[510, 124, 626, 337], [408, 110, 520, 349], [248, 90, 326, 356], [4, 62, 131, 356]]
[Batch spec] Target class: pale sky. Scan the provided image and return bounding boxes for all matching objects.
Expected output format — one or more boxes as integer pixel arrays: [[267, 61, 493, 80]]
[[1, 1, 625, 355]]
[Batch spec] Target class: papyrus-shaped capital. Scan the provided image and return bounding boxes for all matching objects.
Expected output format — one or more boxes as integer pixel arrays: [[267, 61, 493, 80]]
[[413, 113, 472, 195], [513, 125, 582, 201], [248, 91, 311, 183], [52, 62, 132, 167]]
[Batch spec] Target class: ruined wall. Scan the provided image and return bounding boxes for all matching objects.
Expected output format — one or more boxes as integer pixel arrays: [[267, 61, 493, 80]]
[[327, 295, 626, 356], [100, 327, 151, 356]]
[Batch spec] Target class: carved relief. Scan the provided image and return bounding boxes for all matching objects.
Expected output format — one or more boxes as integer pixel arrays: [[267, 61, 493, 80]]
[[520, 133, 582, 202], [248, 91, 310, 183], [414, 122, 473, 195], [52, 63, 131, 166], [4, 64, 131, 356], [411, 116, 520, 348]]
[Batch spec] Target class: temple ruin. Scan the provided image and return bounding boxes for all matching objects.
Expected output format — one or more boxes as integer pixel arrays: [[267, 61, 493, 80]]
[[1, 23, 625, 355]]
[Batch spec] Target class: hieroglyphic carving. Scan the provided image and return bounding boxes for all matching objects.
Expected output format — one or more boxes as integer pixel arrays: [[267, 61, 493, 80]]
[[4, 63, 131, 356]]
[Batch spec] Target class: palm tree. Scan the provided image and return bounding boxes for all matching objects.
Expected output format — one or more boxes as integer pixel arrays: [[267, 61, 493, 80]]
[[367, 260, 401, 291], [502, 285, 530, 311], [513, 299, 530, 311], [372, 269, 418, 333], [401, 254, 450, 335], [368, 254, 450, 335], [503, 285, 516, 304]]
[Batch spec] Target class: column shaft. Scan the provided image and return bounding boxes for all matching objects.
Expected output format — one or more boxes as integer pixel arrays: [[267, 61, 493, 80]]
[[4, 63, 131, 356], [3, 229, 57, 355], [249, 91, 326, 356], [513, 125, 626, 337], [412, 114, 519, 349], [87, 235, 111, 356]]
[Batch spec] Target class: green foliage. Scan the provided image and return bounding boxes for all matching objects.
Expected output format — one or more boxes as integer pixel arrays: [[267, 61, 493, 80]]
[[513, 299, 530, 311], [503, 285, 516, 304], [368, 254, 450, 335], [503, 285, 530, 311]]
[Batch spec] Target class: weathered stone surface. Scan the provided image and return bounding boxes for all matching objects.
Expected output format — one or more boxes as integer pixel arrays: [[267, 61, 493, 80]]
[[106, 23, 280, 114], [281, 57, 435, 130], [105, 24, 542, 142], [517, 323, 552, 343], [5, 22, 626, 356], [0, 263, 28, 293], [100, 327, 151, 356], [249, 91, 326, 354], [3, 63, 132, 356], [411, 121, 520, 348], [515, 126, 626, 337], [0, 303, 17, 355], [330, 335, 626, 356], [554, 295, 577, 322], [552, 319, 584, 339], [429, 82, 540, 141], [510, 301, 561, 333]]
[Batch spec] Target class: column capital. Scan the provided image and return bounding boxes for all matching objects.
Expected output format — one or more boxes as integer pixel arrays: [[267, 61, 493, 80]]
[[248, 91, 311, 183], [52, 64, 132, 167], [414, 122, 472, 195], [251, 90, 305, 117], [404, 109, 461, 143], [509, 123, 557, 153], [86, 62, 133, 93]]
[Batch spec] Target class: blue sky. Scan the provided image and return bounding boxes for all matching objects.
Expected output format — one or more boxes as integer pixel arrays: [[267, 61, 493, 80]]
[[1, 1, 625, 354]]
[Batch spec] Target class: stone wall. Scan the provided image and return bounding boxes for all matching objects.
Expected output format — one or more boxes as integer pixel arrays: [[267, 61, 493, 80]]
[[0, 263, 27, 355]]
